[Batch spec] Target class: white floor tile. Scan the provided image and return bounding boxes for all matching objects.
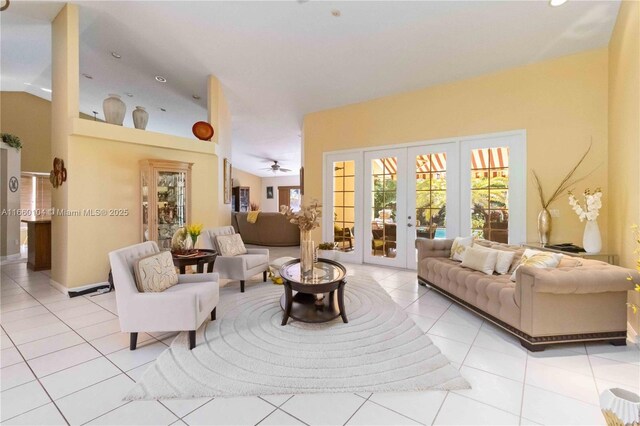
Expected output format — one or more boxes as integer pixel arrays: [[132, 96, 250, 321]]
[[525, 359, 600, 405], [1, 313, 61, 333], [0, 332, 15, 349], [1, 402, 67, 425], [91, 331, 154, 355], [0, 381, 51, 422], [428, 319, 480, 345], [472, 327, 527, 360], [589, 355, 640, 388], [260, 394, 294, 407], [521, 384, 604, 425], [1, 347, 23, 368], [0, 305, 48, 323], [453, 366, 523, 415], [27, 342, 101, 378], [595, 377, 640, 396], [17, 331, 85, 360], [527, 346, 593, 376], [0, 298, 41, 313], [75, 318, 122, 340], [44, 297, 91, 313], [7, 321, 71, 345], [404, 302, 449, 320], [0, 362, 35, 391], [106, 341, 168, 371], [184, 396, 275, 425], [259, 409, 306, 425], [428, 335, 472, 365], [406, 313, 437, 333], [280, 393, 365, 426], [434, 393, 520, 425], [55, 302, 105, 320], [125, 362, 153, 382], [40, 357, 121, 400], [463, 345, 527, 381], [368, 391, 447, 424], [346, 400, 420, 425], [87, 400, 178, 425], [438, 304, 484, 328], [55, 374, 135, 425], [64, 310, 118, 329], [160, 397, 213, 418], [586, 342, 640, 365]]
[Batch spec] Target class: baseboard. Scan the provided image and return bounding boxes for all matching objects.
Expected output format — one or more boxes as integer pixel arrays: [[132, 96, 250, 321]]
[[0, 253, 22, 261], [49, 279, 109, 296]]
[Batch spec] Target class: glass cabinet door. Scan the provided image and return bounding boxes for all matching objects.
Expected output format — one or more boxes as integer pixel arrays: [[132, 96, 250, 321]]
[[156, 171, 187, 249], [141, 169, 149, 242]]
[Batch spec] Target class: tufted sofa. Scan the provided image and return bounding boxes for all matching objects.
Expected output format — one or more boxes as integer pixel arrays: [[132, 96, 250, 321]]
[[417, 238, 639, 351]]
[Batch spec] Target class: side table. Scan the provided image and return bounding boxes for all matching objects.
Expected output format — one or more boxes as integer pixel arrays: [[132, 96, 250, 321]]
[[171, 249, 218, 274]]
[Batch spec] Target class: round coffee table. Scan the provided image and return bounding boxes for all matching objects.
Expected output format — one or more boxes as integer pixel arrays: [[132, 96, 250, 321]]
[[171, 249, 217, 274], [279, 258, 347, 326]]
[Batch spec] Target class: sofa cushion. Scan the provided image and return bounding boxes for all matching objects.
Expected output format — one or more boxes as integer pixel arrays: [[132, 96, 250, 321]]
[[472, 244, 516, 275], [216, 234, 248, 256], [510, 249, 563, 281], [450, 236, 474, 261], [461, 246, 498, 275], [134, 251, 178, 293]]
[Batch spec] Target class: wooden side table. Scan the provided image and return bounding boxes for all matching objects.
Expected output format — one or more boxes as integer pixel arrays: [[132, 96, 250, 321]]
[[21, 219, 51, 271], [171, 249, 218, 274]]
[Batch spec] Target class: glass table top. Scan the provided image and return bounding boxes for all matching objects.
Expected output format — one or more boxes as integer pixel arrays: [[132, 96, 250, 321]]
[[280, 260, 346, 285]]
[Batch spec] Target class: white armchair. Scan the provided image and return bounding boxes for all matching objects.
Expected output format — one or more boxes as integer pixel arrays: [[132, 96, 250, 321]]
[[108, 241, 219, 350], [201, 226, 269, 293]]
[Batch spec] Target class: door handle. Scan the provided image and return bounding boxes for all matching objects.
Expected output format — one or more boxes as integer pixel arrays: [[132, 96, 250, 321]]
[[407, 223, 413, 227]]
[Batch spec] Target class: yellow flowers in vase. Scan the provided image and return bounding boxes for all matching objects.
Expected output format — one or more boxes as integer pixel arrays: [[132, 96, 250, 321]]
[[185, 223, 203, 250]]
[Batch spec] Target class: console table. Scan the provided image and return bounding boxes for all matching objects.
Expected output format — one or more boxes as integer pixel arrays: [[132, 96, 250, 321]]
[[522, 242, 618, 265], [21, 218, 51, 271]]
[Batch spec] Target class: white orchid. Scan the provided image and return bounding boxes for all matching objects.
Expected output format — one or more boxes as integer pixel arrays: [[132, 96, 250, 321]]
[[568, 188, 602, 222]]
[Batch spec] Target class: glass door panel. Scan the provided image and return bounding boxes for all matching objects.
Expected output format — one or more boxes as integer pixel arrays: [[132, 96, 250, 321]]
[[156, 171, 187, 249], [333, 161, 356, 252]]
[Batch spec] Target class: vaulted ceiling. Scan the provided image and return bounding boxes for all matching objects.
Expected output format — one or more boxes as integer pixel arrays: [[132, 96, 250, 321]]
[[1, 1, 620, 176]]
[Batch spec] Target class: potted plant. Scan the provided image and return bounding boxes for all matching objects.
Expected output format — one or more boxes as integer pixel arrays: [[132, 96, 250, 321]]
[[317, 242, 337, 261], [1, 133, 22, 151]]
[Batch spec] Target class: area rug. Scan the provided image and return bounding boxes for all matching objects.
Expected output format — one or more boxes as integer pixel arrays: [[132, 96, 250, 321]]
[[125, 275, 469, 400]]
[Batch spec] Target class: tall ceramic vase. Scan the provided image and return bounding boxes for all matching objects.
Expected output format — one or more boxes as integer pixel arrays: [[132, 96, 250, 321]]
[[583, 220, 602, 253], [132, 106, 149, 130], [103, 94, 126, 125], [537, 209, 551, 245], [300, 230, 314, 278]]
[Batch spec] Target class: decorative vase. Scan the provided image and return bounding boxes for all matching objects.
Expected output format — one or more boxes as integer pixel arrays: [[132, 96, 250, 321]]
[[583, 220, 602, 253], [317, 249, 335, 261], [537, 208, 551, 245], [600, 388, 640, 426], [132, 106, 149, 130], [103, 94, 126, 125], [300, 230, 314, 278]]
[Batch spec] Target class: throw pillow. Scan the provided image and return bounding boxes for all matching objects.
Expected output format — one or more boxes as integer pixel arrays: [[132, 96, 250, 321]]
[[134, 251, 178, 293], [460, 246, 499, 275], [472, 244, 516, 275], [450, 236, 474, 261], [510, 249, 563, 281], [216, 233, 248, 256]]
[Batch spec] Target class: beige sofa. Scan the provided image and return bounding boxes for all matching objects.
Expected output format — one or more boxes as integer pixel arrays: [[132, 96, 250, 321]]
[[232, 212, 300, 246], [417, 238, 639, 351]]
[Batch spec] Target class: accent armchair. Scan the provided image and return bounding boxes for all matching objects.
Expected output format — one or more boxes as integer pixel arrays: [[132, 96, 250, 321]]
[[201, 226, 269, 293], [108, 241, 219, 350]]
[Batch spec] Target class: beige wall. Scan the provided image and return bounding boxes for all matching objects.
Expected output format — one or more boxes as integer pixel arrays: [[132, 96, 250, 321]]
[[608, 0, 640, 339], [209, 76, 233, 227], [303, 49, 609, 244], [262, 175, 301, 212], [0, 92, 52, 173], [232, 168, 262, 209]]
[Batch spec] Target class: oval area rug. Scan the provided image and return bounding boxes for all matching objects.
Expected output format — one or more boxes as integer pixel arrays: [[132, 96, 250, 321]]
[[125, 275, 469, 400]]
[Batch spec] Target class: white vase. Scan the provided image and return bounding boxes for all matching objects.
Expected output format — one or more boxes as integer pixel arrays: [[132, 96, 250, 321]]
[[103, 94, 126, 125], [600, 388, 640, 426], [583, 220, 602, 253], [132, 106, 149, 130]]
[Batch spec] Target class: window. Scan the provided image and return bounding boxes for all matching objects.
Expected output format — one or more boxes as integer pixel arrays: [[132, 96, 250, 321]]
[[415, 153, 447, 239], [333, 161, 355, 252], [289, 188, 301, 212], [470, 147, 509, 243], [370, 157, 397, 258]]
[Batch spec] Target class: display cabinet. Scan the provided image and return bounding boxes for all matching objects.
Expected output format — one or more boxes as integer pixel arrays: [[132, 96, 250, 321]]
[[140, 159, 192, 249], [232, 186, 250, 212]]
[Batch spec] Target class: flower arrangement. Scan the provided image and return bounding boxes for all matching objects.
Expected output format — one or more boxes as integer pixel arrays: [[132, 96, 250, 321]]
[[627, 225, 640, 314], [185, 223, 203, 248], [568, 188, 603, 222], [280, 199, 322, 233], [318, 242, 337, 250]]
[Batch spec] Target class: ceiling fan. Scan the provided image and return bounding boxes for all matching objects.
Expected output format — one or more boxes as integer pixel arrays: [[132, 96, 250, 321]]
[[262, 160, 292, 174]]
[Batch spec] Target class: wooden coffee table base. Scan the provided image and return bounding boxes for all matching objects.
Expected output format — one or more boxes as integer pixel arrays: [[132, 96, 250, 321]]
[[280, 290, 346, 325]]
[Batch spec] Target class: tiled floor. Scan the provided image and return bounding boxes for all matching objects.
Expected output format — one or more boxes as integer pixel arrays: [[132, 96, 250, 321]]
[[1, 255, 639, 425]]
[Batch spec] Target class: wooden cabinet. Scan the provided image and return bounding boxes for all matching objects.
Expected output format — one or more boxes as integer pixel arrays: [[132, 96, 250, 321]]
[[22, 219, 51, 271], [140, 160, 192, 250], [232, 186, 250, 212]]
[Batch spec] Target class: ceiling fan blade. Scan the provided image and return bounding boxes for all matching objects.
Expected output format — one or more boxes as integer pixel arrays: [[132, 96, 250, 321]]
[[279, 168, 292, 172]]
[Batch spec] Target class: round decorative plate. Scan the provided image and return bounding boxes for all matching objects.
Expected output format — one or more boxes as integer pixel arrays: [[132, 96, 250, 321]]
[[192, 121, 214, 141]]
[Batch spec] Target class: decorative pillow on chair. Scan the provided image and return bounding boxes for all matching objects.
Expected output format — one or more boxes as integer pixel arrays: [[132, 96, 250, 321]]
[[216, 234, 248, 256], [460, 246, 498, 275], [450, 236, 474, 261], [134, 251, 178, 293], [472, 244, 516, 275], [510, 249, 563, 281]]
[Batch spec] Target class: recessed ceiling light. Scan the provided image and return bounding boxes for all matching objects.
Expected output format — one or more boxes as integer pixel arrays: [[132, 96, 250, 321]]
[[549, 0, 568, 6], [41, 88, 52, 93], [82, 73, 93, 79], [125, 93, 133, 97], [24, 82, 32, 86], [155, 76, 167, 83], [111, 51, 121, 59], [331, 9, 341, 17], [160, 107, 167, 112], [192, 95, 201, 100]]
